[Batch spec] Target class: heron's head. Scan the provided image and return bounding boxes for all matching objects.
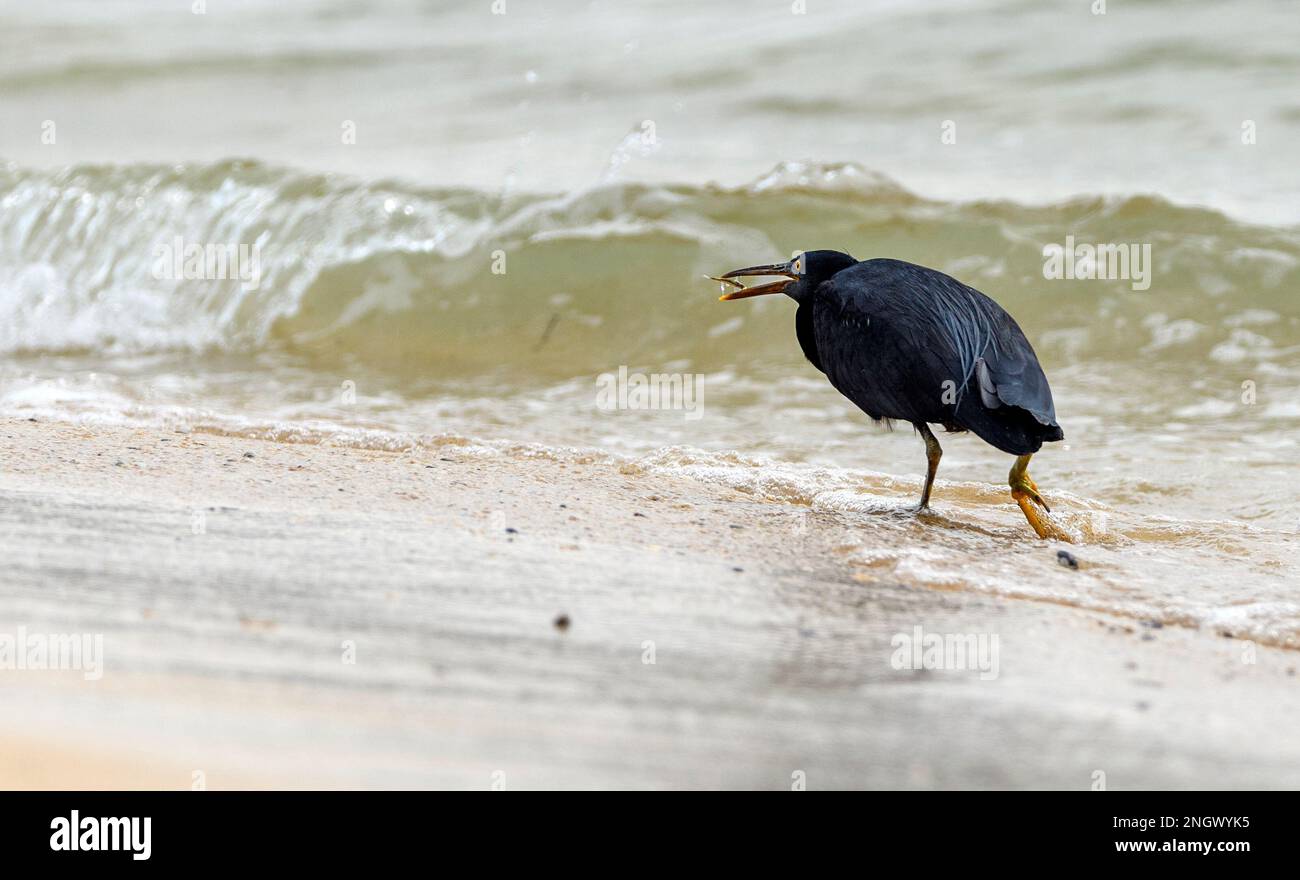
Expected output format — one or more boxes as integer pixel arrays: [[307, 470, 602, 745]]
[[717, 250, 856, 304]]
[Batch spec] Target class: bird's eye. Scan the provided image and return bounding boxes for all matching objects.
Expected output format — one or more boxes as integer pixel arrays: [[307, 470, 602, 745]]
[[792, 256, 804, 274]]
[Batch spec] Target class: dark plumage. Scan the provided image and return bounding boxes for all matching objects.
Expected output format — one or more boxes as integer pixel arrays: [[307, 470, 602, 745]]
[[717, 250, 1068, 539], [804, 256, 1062, 454]]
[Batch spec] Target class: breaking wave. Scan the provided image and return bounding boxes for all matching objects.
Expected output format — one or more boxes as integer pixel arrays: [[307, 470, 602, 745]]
[[2, 159, 1296, 383]]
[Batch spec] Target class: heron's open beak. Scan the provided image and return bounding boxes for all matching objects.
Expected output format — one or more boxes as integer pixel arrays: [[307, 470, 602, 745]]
[[715, 262, 796, 301]]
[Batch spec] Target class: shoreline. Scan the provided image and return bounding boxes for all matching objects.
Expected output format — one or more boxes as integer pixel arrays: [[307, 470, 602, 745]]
[[3, 416, 1299, 789]]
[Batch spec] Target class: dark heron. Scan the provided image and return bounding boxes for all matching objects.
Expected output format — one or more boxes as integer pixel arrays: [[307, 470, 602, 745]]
[[715, 250, 1067, 540]]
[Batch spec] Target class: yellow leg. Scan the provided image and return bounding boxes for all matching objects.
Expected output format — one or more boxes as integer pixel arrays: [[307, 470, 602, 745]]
[[1009, 454, 1070, 541]]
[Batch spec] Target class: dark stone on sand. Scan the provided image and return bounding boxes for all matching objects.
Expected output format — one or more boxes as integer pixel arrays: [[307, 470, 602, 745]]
[[1056, 550, 1078, 569], [553, 613, 570, 632]]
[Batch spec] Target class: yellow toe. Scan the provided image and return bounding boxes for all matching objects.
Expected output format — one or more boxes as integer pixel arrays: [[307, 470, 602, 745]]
[[1013, 490, 1071, 542]]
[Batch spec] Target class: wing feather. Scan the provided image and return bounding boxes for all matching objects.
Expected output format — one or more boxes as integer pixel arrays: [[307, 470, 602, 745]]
[[812, 259, 1059, 430]]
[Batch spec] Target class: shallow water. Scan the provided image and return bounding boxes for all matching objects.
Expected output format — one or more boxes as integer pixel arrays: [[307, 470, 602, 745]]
[[1, 1, 1297, 645]]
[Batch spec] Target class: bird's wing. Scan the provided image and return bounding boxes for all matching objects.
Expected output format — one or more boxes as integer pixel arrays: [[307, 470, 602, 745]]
[[812, 275, 957, 425], [817, 259, 1059, 428]]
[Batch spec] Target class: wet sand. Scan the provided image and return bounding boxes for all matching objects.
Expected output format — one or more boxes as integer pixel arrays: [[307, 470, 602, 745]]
[[2, 417, 1299, 789]]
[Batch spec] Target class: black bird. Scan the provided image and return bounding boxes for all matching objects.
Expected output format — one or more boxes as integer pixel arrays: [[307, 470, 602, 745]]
[[716, 250, 1067, 540]]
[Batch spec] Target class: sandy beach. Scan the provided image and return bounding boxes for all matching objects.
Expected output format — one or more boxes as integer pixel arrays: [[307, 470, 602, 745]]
[[3, 416, 1298, 790]]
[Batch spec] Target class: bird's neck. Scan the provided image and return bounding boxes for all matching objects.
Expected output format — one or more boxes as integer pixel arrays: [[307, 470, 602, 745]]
[[795, 302, 823, 374]]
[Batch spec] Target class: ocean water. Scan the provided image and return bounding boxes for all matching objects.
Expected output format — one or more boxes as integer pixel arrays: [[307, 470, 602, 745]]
[[1, 1, 1298, 644]]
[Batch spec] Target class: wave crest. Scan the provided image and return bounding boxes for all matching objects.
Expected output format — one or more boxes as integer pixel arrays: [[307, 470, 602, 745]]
[[2, 159, 1297, 381]]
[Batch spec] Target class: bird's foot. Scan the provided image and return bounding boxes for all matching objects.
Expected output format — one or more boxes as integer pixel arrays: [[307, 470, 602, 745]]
[[908, 499, 943, 520], [907, 502, 948, 528], [1010, 475, 1049, 513], [1011, 485, 1071, 542]]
